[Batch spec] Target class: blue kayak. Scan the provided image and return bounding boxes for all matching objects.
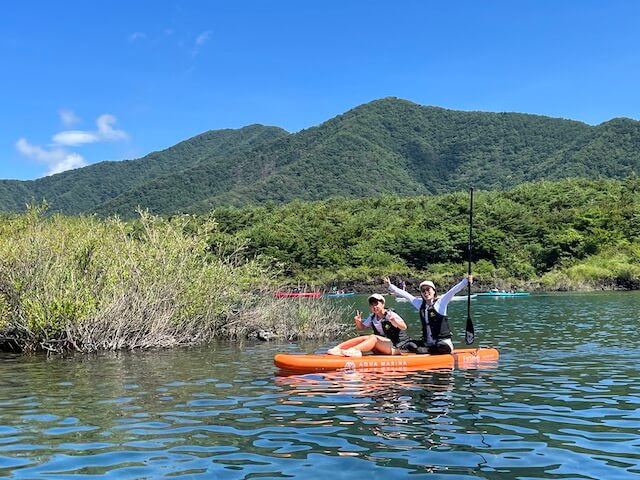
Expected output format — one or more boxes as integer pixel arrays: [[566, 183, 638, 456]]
[[325, 292, 355, 298], [476, 291, 529, 297]]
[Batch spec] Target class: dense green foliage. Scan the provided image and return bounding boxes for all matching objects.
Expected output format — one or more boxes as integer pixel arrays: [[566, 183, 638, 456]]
[[1, 177, 638, 354], [2, 98, 639, 217], [0, 205, 348, 353], [206, 178, 640, 290]]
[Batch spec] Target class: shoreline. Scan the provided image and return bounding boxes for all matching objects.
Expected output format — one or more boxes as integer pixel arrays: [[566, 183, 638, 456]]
[[2, 289, 638, 355], [307, 278, 640, 294]]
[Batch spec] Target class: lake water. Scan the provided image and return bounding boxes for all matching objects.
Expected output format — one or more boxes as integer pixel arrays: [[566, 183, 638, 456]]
[[1, 292, 639, 479]]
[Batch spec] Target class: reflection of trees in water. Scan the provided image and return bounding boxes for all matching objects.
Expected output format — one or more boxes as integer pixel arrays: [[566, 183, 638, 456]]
[[360, 371, 455, 438], [276, 367, 496, 474], [275, 369, 457, 442]]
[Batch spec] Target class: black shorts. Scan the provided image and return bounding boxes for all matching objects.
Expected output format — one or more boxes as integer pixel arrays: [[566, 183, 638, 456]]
[[398, 339, 453, 355]]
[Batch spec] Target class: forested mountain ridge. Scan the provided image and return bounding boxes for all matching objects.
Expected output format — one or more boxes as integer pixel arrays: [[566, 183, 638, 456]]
[[1, 98, 639, 216], [0, 124, 287, 214]]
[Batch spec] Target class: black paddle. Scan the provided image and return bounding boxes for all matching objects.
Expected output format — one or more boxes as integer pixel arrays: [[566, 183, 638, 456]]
[[465, 187, 475, 345]]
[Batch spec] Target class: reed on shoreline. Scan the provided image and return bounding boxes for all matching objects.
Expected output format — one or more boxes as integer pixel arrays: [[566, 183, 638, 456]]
[[0, 205, 348, 354]]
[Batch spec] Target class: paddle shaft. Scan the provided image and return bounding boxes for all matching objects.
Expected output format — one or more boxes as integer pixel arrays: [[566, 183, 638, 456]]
[[466, 187, 475, 344]]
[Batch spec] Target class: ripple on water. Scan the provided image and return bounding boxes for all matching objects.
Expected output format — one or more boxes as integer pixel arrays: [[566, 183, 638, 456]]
[[1, 292, 640, 478]]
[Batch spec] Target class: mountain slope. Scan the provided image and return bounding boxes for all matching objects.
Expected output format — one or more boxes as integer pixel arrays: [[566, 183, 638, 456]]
[[2, 98, 639, 217], [191, 98, 601, 208], [0, 124, 288, 214]]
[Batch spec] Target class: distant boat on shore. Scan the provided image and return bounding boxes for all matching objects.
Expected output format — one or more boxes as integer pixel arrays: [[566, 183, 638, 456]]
[[451, 294, 477, 301], [476, 290, 529, 297], [273, 292, 321, 298]]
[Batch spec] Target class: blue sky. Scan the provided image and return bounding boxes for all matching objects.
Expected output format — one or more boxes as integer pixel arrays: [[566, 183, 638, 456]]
[[2, 0, 639, 180]]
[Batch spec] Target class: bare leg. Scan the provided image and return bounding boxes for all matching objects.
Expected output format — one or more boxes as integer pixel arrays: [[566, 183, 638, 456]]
[[339, 335, 377, 352], [328, 335, 378, 355], [335, 336, 368, 350], [372, 337, 394, 355], [328, 335, 401, 356]]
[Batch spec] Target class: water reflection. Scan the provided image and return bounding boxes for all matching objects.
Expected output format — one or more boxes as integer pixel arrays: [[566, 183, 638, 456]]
[[273, 367, 502, 476]]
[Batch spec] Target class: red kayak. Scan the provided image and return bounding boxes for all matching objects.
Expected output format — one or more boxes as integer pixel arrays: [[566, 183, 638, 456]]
[[273, 292, 321, 298]]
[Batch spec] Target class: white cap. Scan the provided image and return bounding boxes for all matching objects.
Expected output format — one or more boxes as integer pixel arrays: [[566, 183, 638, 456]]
[[367, 293, 385, 303], [419, 280, 436, 290]]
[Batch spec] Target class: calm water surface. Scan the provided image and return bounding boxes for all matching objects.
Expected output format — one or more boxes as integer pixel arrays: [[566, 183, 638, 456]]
[[1, 292, 639, 479]]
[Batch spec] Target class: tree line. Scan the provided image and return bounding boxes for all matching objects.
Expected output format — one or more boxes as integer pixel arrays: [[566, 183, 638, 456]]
[[206, 177, 640, 290]]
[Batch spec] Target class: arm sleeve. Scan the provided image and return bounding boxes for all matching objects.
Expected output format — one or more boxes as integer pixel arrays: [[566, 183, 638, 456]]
[[361, 314, 373, 328], [387, 282, 419, 304], [434, 277, 468, 315]]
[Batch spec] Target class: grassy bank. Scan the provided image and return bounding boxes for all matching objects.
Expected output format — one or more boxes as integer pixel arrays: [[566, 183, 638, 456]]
[[0, 205, 349, 354]]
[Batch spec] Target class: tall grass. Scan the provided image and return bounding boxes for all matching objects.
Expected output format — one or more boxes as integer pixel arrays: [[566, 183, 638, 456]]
[[0, 205, 349, 354], [539, 244, 640, 290]]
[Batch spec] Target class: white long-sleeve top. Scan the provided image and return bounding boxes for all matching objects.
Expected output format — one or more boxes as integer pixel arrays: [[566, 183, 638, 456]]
[[387, 277, 469, 316]]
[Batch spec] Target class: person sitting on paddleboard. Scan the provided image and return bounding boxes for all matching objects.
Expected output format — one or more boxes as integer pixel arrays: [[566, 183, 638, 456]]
[[327, 293, 413, 357], [385, 275, 473, 354]]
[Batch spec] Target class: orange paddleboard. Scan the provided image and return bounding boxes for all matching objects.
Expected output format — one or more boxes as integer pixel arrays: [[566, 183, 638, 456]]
[[274, 347, 499, 372]]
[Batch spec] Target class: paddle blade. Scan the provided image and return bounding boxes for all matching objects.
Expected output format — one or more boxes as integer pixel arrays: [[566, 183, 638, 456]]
[[465, 316, 475, 344]]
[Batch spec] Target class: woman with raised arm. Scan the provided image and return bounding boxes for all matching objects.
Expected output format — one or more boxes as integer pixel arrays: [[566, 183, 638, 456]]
[[385, 275, 473, 354]]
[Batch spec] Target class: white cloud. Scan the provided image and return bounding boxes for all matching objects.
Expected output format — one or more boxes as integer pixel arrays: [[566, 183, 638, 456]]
[[128, 32, 147, 42], [15, 138, 87, 176], [53, 113, 129, 146], [195, 30, 211, 46], [59, 109, 81, 127], [47, 153, 86, 175], [16, 138, 63, 162], [15, 112, 129, 177], [191, 30, 212, 58], [96, 114, 129, 141], [52, 130, 99, 146]]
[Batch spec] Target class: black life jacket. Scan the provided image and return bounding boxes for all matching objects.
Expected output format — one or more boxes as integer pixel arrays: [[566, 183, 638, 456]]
[[419, 300, 452, 342], [369, 309, 410, 347]]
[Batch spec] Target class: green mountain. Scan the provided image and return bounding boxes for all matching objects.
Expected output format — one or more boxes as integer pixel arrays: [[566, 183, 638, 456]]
[[0, 124, 287, 214], [1, 98, 639, 217]]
